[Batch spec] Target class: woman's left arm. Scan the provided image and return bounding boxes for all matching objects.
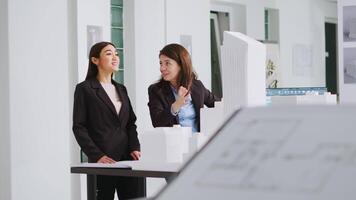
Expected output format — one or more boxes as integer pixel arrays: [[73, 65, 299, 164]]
[[198, 80, 221, 107]]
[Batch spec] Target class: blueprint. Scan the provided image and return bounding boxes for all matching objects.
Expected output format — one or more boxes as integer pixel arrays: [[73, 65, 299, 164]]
[[155, 106, 356, 200]]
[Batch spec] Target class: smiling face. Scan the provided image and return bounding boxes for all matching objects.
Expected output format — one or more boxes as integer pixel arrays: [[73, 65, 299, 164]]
[[92, 44, 120, 74], [159, 54, 181, 85]]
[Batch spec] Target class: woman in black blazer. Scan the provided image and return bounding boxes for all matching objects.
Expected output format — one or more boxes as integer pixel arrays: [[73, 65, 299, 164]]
[[73, 42, 141, 200], [148, 43, 220, 132]]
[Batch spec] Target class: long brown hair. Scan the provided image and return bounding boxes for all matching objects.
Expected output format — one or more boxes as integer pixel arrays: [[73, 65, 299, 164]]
[[85, 41, 116, 80], [159, 43, 197, 90]]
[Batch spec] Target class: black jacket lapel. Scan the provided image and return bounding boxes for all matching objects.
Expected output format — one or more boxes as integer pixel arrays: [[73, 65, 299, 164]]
[[162, 81, 176, 107], [190, 80, 201, 118], [90, 78, 118, 118], [161, 81, 179, 123]]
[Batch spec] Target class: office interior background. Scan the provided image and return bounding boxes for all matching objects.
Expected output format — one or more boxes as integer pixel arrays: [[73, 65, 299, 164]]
[[1, 0, 356, 199]]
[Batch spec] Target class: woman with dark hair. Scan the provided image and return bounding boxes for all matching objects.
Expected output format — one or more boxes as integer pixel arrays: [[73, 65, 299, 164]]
[[148, 43, 220, 132], [73, 41, 141, 200]]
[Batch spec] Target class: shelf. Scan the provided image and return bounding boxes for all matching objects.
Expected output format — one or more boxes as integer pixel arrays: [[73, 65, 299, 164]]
[[111, 5, 123, 9], [112, 26, 123, 30]]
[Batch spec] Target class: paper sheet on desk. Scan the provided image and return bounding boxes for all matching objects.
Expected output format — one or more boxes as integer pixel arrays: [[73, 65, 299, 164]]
[[118, 160, 182, 172], [74, 162, 131, 169]]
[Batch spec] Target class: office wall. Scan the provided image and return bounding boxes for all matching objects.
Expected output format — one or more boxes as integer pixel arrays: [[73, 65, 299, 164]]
[[210, 1, 248, 36], [77, 0, 111, 82], [276, 0, 337, 87], [166, 0, 211, 87], [68, 0, 80, 199], [7, 0, 71, 199], [124, 0, 165, 132], [211, 0, 337, 88], [211, 0, 277, 40], [0, 0, 11, 199], [124, 0, 211, 132]]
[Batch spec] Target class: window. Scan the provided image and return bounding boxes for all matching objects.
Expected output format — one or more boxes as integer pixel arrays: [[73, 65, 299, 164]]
[[265, 9, 269, 40], [111, 0, 124, 84], [210, 11, 229, 99], [264, 8, 279, 43]]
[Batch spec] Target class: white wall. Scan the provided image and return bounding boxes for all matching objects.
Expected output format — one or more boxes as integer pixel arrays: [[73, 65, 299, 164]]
[[124, 0, 211, 132], [6, 0, 72, 199], [124, 0, 166, 132], [77, 0, 111, 82], [68, 0, 81, 199], [211, 1, 247, 35], [211, 0, 277, 40], [211, 0, 337, 88], [166, 0, 211, 87], [276, 0, 337, 87], [0, 0, 11, 199]]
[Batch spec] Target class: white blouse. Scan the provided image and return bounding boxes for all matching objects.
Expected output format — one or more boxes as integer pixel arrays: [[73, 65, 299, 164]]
[[100, 82, 122, 114]]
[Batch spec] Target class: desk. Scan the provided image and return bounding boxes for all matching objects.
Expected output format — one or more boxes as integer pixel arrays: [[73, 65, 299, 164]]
[[71, 161, 181, 200]]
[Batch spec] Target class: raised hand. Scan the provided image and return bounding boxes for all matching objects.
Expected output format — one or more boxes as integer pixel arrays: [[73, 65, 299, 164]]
[[171, 86, 189, 114]]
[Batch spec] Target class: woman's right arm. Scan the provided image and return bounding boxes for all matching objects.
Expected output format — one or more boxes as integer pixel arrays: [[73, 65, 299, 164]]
[[147, 85, 177, 127], [72, 85, 105, 162]]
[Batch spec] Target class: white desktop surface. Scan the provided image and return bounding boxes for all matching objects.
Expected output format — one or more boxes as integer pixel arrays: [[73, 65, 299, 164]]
[[72, 160, 182, 172]]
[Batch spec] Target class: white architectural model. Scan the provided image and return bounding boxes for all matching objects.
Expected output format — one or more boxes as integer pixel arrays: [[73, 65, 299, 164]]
[[270, 93, 337, 105], [200, 101, 225, 137], [140, 126, 192, 163], [221, 31, 266, 117]]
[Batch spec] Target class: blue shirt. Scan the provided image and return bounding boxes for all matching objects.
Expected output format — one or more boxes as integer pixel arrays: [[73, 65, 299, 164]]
[[170, 86, 198, 133]]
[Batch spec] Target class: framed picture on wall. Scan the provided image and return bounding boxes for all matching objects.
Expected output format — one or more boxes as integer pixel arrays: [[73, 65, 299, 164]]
[[87, 25, 103, 58]]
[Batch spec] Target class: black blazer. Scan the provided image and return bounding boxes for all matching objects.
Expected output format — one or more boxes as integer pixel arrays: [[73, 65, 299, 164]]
[[72, 78, 140, 162], [148, 79, 220, 132]]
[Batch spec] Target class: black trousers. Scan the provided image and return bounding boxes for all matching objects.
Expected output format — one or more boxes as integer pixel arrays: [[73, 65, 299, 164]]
[[96, 175, 145, 200]]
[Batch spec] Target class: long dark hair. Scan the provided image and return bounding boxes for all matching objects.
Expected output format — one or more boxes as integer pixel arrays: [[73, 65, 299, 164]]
[[159, 43, 197, 90], [85, 41, 116, 80]]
